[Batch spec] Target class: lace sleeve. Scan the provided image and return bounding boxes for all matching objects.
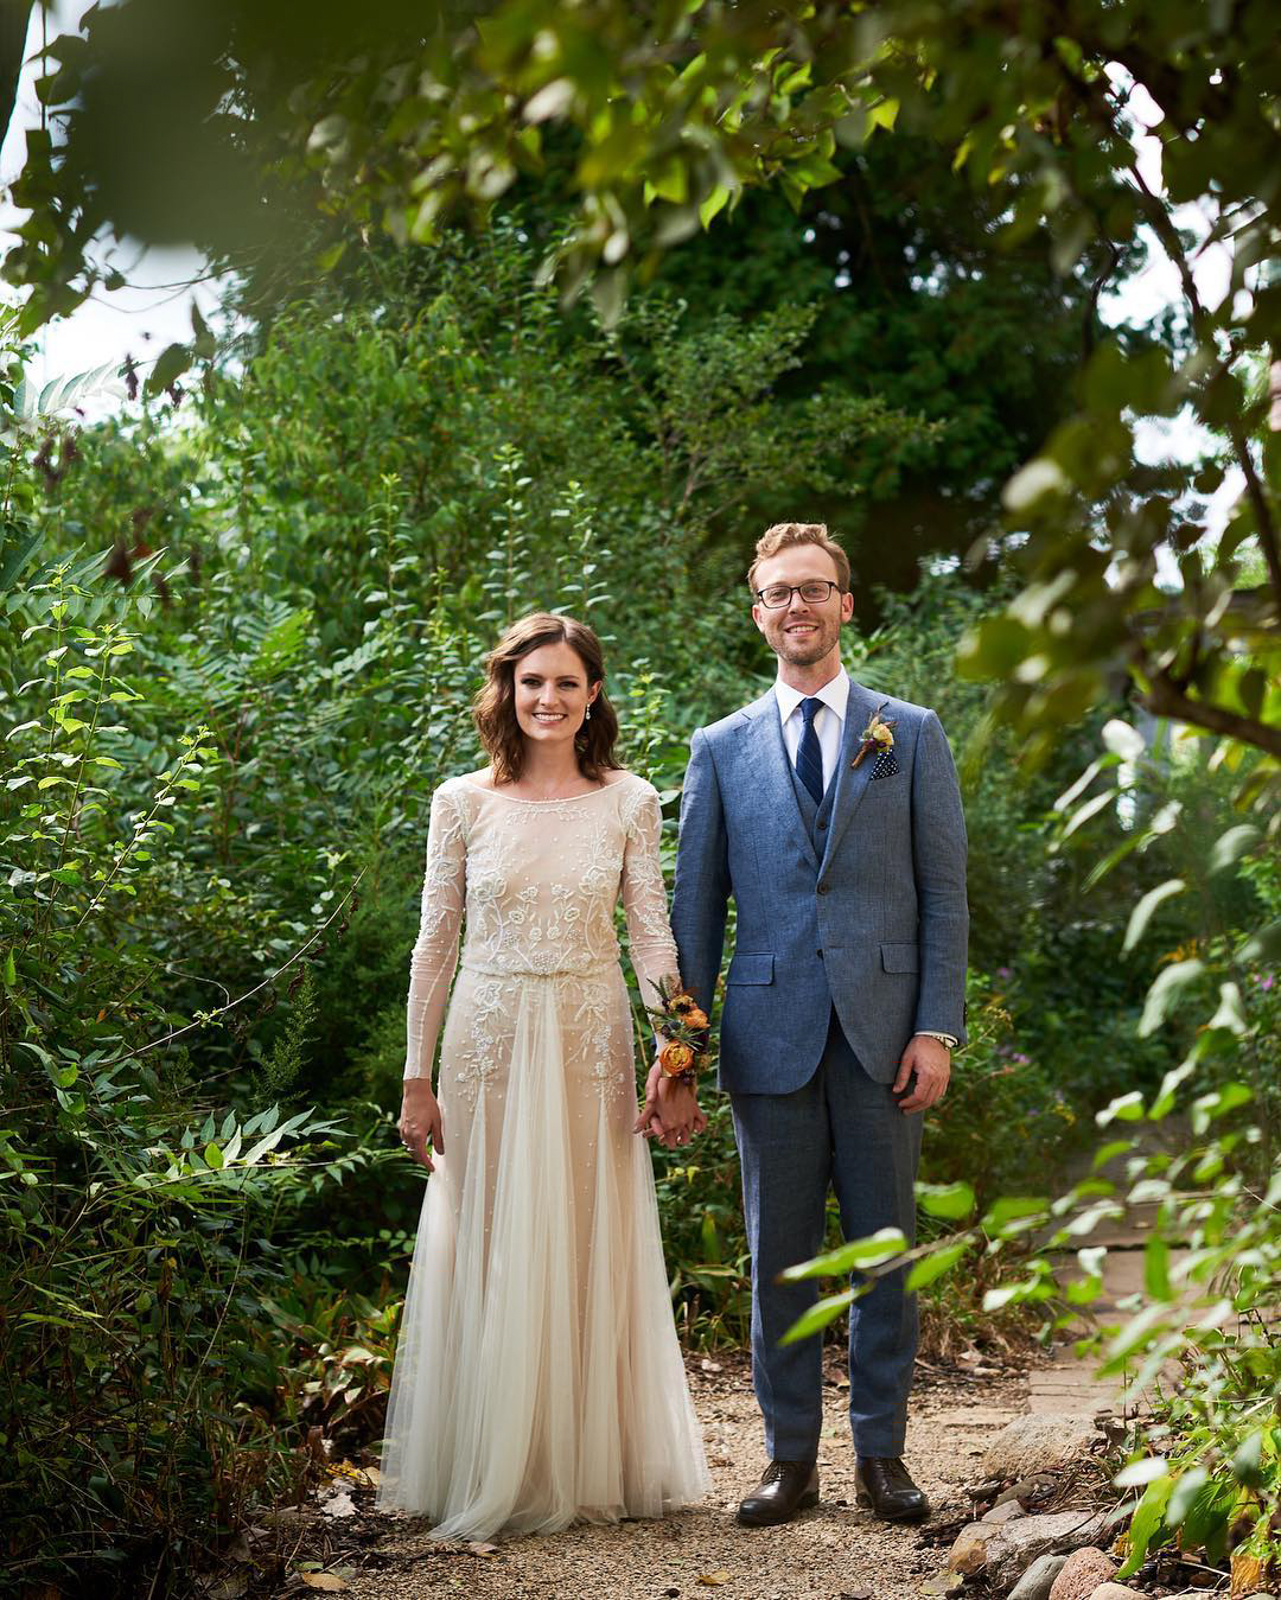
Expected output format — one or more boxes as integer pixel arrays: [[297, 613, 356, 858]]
[[404, 783, 467, 1082], [620, 780, 682, 1016]]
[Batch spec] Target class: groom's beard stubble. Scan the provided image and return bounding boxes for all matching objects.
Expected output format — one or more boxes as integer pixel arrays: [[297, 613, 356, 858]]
[[766, 611, 842, 667]]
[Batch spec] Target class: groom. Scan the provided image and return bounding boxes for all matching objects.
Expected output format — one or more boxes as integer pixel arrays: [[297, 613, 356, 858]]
[[668, 523, 968, 1529]]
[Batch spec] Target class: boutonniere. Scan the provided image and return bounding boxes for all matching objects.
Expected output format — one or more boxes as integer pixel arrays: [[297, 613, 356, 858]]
[[851, 703, 897, 770]]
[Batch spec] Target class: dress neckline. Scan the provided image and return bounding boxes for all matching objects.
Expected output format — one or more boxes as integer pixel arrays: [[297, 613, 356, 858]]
[[456, 775, 631, 806]]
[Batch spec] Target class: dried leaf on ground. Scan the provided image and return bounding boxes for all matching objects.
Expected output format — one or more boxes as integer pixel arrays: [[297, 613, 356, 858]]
[[1230, 1550, 1274, 1597]]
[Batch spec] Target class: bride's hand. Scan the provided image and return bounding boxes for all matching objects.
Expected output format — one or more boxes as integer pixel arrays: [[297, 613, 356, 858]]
[[635, 1061, 707, 1148], [655, 1072, 707, 1150], [399, 1080, 444, 1172]]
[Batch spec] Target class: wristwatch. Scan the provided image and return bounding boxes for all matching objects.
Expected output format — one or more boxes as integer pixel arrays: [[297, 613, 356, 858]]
[[916, 1030, 958, 1049]]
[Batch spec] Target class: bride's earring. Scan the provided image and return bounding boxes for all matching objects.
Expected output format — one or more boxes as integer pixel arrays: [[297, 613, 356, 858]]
[[585, 704, 592, 722]]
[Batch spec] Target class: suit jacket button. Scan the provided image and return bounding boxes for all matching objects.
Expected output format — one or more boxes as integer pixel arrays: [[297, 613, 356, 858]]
[[817, 882, 830, 894], [816, 948, 824, 958], [817, 819, 828, 830]]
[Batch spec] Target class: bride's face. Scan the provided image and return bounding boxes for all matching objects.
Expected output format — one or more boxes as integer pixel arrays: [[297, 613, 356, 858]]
[[512, 641, 600, 750]]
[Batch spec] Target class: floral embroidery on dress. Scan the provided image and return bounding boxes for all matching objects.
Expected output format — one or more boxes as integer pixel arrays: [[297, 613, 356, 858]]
[[453, 975, 513, 1108]]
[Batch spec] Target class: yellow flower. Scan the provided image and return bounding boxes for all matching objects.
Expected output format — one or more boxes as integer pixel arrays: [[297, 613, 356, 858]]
[[872, 723, 894, 746]]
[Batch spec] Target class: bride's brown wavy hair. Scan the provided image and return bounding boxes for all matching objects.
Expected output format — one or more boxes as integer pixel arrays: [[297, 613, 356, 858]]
[[473, 612, 621, 785]]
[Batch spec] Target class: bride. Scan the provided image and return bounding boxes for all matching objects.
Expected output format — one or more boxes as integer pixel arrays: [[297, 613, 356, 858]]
[[375, 611, 711, 1537]]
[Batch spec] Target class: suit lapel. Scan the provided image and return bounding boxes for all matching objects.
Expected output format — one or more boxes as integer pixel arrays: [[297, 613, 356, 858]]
[[739, 689, 819, 870], [819, 677, 886, 870]]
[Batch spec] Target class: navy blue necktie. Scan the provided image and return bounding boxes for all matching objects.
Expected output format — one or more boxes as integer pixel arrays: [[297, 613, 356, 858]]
[[796, 697, 824, 805]]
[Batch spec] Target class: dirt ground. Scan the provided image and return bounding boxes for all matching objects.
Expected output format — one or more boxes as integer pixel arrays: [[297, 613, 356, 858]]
[[270, 1351, 1029, 1600]]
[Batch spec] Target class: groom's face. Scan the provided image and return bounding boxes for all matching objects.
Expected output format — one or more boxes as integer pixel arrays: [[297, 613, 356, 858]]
[[751, 546, 853, 668]]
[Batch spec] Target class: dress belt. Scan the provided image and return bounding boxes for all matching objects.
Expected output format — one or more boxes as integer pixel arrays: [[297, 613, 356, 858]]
[[459, 957, 618, 981]]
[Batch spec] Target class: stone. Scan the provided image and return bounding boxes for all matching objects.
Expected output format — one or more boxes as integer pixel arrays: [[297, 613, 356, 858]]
[[984, 1414, 1100, 1480], [994, 1474, 1057, 1509], [946, 1511, 1110, 1591], [1007, 1554, 1069, 1600], [947, 1522, 994, 1576], [1049, 1547, 1117, 1600], [1088, 1587, 1145, 1599], [1000, 1517, 1110, 1588], [981, 1499, 1027, 1524]]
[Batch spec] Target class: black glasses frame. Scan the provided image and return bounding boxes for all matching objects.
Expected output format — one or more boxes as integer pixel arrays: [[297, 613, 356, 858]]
[[753, 580, 841, 609]]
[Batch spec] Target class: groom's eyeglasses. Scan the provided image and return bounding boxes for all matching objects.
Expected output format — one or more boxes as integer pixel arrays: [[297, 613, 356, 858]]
[[754, 580, 841, 609]]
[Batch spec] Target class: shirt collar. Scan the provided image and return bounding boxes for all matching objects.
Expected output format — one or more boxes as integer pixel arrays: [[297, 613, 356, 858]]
[[774, 666, 849, 726]]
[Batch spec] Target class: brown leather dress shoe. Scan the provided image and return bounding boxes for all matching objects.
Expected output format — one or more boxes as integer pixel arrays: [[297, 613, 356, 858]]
[[736, 1459, 820, 1527], [855, 1456, 929, 1523]]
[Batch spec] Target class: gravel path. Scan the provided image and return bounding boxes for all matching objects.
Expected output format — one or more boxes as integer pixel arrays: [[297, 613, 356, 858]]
[[288, 1352, 1027, 1600]]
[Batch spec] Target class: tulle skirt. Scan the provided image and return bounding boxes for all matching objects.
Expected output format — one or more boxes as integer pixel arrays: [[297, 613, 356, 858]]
[[375, 964, 710, 1537]]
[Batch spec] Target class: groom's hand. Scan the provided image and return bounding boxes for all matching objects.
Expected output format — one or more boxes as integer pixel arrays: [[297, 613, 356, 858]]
[[894, 1035, 951, 1113]]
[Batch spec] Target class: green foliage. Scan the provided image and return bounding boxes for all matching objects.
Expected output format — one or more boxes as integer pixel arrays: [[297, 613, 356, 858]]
[[647, 133, 1133, 584], [15, 0, 1277, 781]]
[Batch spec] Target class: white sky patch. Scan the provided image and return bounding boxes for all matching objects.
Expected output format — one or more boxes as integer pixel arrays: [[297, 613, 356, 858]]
[[0, 0, 227, 417]]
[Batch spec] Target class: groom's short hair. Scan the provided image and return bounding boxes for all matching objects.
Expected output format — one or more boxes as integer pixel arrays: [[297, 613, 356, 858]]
[[747, 522, 852, 595]]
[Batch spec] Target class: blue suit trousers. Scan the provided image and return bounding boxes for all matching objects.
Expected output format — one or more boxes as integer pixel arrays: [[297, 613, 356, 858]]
[[730, 1008, 922, 1461]]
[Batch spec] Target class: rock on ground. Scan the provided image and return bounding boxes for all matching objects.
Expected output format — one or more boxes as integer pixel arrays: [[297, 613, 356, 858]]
[[993, 1475, 1058, 1511], [1088, 1585, 1144, 1599], [980, 1499, 1027, 1525], [1007, 1552, 1069, 1600], [947, 1510, 1110, 1592], [1048, 1545, 1117, 1600], [983, 1414, 1100, 1480]]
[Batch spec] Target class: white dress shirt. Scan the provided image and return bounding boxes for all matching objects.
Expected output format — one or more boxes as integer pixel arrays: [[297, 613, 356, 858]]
[[772, 666, 957, 1052], [774, 667, 849, 795]]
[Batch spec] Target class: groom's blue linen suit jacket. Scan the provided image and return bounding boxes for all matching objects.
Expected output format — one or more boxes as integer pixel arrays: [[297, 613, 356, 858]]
[[671, 677, 969, 1093]]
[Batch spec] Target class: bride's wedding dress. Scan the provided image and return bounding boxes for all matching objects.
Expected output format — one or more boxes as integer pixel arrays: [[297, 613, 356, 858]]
[[376, 770, 710, 1536]]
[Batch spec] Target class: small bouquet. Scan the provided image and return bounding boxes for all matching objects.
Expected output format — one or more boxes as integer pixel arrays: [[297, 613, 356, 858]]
[[648, 974, 710, 1086]]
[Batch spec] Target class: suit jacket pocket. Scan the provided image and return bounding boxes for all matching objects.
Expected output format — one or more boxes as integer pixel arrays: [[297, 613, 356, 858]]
[[880, 942, 919, 973], [727, 951, 775, 984]]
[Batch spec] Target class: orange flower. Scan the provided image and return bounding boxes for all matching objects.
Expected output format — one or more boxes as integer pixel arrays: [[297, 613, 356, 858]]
[[660, 1040, 696, 1077], [667, 991, 709, 1031]]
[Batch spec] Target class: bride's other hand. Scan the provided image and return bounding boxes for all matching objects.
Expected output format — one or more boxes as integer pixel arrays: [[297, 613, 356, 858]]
[[399, 1080, 444, 1172]]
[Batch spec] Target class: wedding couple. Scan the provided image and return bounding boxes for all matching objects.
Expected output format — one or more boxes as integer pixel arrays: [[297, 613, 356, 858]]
[[376, 522, 969, 1543]]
